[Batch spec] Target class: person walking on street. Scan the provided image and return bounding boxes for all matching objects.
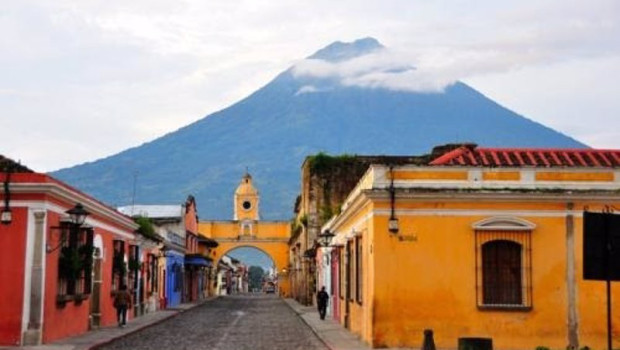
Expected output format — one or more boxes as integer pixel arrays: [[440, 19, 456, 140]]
[[113, 284, 132, 327], [317, 286, 329, 320]]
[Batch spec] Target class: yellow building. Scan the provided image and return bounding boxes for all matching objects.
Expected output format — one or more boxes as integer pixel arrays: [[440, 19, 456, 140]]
[[198, 172, 291, 296], [321, 145, 620, 349]]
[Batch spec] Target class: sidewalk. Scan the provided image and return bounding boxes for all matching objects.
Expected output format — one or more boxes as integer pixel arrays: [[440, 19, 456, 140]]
[[0, 300, 211, 350], [283, 298, 370, 350]]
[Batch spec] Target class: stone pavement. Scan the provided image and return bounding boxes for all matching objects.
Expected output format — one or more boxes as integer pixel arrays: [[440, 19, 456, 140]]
[[283, 298, 370, 350], [97, 294, 326, 350], [1, 296, 414, 350]]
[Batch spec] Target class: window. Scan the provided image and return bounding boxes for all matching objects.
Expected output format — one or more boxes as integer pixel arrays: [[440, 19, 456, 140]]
[[482, 240, 522, 305], [57, 223, 94, 299], [112, 240, 126, 291], [355, 236, 363, 304], [149, 254, 158, 292], [241, 222, 252, 236], [129, 244, 139, 292], [474, 217, 534, 309]]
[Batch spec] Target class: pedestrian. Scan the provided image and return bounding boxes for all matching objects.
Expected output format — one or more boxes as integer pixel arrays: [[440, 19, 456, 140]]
[[113, 284, 132, 327], [317, 286, 329, 320]]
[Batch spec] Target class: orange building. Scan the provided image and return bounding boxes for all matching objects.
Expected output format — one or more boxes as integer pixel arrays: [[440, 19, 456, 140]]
[[198, 172, 291, 296], [0, 156, 144, 346], [320, 145, 620, 349]]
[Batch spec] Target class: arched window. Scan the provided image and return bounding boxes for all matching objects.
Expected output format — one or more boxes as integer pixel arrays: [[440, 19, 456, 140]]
[[474, 217, 533, 309]]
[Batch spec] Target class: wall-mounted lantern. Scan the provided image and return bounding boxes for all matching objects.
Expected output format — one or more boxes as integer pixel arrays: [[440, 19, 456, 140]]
[[66, 203, 89, 226], [317, 230, 335, 247], [388, 166, 399, 234], [46, 203, 90, 253]]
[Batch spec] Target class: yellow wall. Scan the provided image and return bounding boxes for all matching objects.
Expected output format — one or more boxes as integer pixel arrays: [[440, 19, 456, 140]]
[[334, 198, 620, 349], [329, 201, 375, 343]]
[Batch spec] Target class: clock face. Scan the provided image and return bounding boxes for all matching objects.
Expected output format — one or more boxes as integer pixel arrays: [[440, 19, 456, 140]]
[[242, 200, 252, 210]]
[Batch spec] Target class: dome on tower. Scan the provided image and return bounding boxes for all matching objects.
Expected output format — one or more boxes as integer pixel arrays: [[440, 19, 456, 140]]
[[235, 171, 257, 196]]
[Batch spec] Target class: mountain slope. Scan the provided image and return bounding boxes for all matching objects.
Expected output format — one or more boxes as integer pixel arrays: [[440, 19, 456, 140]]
[[52, 38, 585, 219]]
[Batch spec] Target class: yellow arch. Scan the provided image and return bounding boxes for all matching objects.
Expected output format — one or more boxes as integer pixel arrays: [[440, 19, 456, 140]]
[[199, 220, 291, 297]]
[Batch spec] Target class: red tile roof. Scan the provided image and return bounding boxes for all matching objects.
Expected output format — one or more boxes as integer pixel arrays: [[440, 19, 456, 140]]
[[429, 145, 620, 167]]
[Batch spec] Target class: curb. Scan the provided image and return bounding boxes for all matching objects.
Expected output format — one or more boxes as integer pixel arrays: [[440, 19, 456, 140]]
[[88, 311, 180, 350], [88, 297, 216, 350]]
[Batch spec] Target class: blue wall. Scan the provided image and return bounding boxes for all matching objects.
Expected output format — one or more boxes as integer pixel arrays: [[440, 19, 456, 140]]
[[166, 252, 184, 308]]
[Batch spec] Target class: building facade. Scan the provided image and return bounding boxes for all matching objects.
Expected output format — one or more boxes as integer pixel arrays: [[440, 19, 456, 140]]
[[0, 157, 140, 346], [321, 145, 620, 349], [117, 204, 187, 309]]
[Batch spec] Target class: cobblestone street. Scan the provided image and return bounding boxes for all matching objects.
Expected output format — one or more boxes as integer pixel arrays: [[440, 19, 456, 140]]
[[97, 295, 327, 350]]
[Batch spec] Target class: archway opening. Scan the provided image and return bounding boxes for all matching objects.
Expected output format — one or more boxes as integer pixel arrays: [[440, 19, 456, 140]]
[[216, 246, 277, 295]]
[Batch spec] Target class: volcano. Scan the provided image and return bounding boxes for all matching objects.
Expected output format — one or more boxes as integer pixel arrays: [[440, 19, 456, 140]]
[[52, 38, 585, 219]]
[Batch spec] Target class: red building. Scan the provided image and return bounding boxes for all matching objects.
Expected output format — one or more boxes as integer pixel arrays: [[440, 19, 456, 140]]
[[182, 196, 212, 302], [0, 156, 139, 346]]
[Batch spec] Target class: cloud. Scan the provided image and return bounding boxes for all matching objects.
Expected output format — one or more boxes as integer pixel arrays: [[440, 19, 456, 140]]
[[1, 0, 620, 172], [291, 48, 515, 93], [292, 11, 620, 94], [290, 0, 620, 93]]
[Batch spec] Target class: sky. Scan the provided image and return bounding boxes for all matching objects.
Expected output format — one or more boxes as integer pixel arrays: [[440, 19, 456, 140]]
[[227, 247, 275, 271], [2, 0, 619, 172]]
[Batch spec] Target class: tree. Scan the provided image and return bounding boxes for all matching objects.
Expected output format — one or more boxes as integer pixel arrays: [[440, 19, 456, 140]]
[[248, 266, 265, 291]]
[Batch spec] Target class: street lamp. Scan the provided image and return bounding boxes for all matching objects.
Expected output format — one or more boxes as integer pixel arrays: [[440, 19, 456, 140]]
[[318, 230, 335, 268], [388, 166, 399, 234], [317, 230, 334, 247], [46, 203, 90, 253], [66, 203, 89, 226], [303, 248, 316, 261]]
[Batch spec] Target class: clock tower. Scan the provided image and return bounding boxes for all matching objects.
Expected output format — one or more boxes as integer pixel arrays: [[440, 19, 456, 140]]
[[234, 171, 259, 221]]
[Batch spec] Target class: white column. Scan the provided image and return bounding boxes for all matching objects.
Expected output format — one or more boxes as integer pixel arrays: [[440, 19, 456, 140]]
[[22, 210, 46, 345]]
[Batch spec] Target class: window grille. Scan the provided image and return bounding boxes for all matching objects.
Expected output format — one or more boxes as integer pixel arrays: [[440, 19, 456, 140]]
[[57, 223, 94, 298], [149, 254, 158, 292], [112, 240, 125, 291], [81, 228, 94, 295], [475, 229, 532, 309], [129, 244, 139, 292]]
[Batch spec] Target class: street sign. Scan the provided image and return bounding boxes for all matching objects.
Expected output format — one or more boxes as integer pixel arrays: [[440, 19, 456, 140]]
[[583, 210, 620, 350], [583, 211, 620, 281]]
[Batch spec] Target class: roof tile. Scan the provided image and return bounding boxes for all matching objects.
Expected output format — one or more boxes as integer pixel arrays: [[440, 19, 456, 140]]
[[430, 146, 620, 168]]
